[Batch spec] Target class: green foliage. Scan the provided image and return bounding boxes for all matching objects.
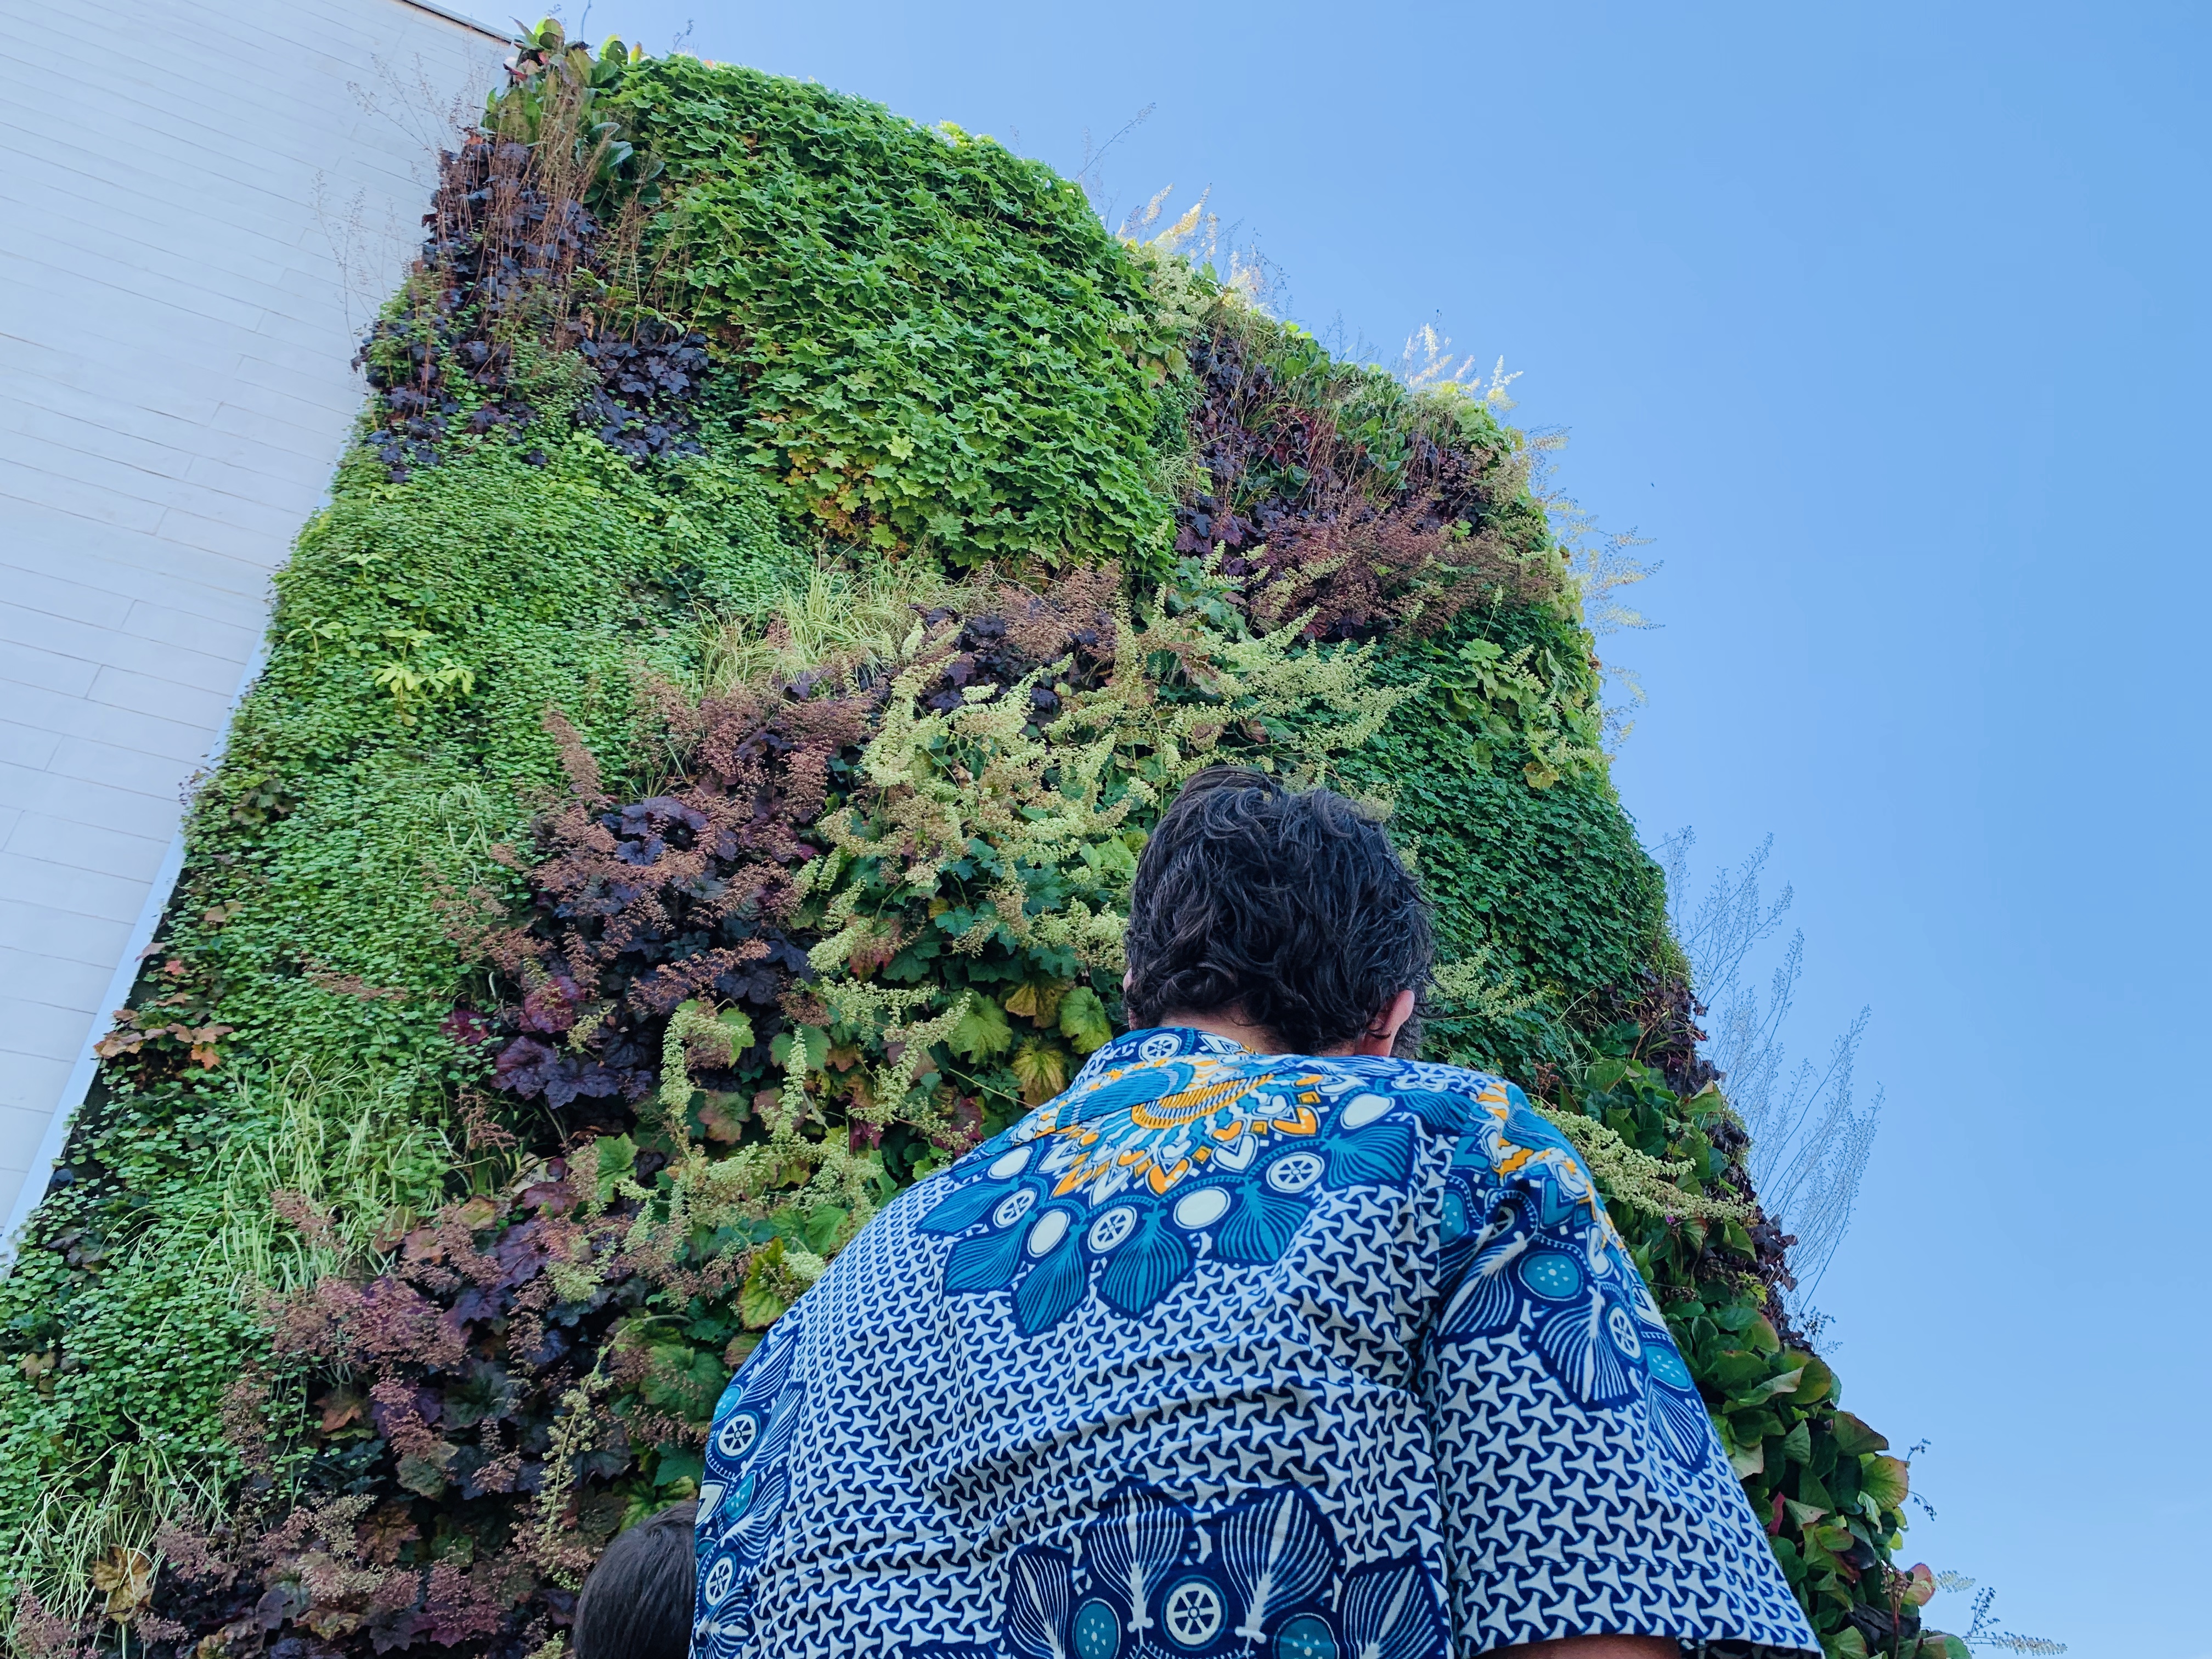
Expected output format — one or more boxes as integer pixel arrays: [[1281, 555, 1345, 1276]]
[[609, 57, 1182, 564], [0, 31, 1935, 1659], [0, 436, 801, 1625], [1331, 601, 1669, 1080]]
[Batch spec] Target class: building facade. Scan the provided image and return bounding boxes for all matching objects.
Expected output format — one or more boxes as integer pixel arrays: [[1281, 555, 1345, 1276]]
[[0, 0, 509, 1236]]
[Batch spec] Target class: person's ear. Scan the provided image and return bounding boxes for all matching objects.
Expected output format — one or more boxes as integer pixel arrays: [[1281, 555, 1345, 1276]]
[[1347, 989, 1417, 1058]]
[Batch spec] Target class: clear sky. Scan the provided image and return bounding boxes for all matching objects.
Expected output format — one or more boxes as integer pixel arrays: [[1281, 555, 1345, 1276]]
[[474, 2, 2206, 1650]]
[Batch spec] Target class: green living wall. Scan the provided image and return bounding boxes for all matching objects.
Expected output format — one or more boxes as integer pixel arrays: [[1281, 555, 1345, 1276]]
[[0, 30, 1951, 1659]]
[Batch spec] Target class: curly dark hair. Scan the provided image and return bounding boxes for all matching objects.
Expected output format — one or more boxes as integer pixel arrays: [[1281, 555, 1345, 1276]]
[[574, 1503, 694, 1659], [1122, 767, 1435, 1054]]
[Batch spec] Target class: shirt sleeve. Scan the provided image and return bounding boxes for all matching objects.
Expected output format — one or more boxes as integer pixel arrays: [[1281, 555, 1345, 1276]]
[[1415, 1077, 1820, 1655]]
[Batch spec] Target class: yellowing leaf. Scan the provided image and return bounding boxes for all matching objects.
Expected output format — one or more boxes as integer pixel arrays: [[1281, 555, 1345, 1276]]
[[1009, 1038, 1069, 1106], [1860, 1452, 1910, 1513], [1003, 981, 1064, 1023]]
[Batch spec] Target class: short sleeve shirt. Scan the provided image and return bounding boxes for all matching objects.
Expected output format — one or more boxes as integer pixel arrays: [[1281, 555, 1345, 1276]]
[[692, 1028, 1818, 1659]]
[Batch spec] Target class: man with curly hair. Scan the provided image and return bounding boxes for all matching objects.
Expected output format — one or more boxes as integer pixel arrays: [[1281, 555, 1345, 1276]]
[[688, 766, 1818, 1659]]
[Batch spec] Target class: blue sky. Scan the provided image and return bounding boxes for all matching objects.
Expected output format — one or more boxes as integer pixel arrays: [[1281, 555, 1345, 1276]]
[[526, 1, 2206, 1649]]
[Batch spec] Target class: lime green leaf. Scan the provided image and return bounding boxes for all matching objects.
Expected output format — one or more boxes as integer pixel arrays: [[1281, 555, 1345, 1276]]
[[1058, 986, 1113, 1053], [1782, 1498, 1827, 1530], [593, 1133, 639, 1204], [740, 1241, 792, 1329], [1859, 1453, 1910, 1513], [771, 1025, 830, 1073], [948, 994, 1012, 1062]]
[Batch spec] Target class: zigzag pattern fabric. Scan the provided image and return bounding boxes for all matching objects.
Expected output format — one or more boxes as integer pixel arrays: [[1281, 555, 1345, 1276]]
[[693, 1028, 1818, 1658]]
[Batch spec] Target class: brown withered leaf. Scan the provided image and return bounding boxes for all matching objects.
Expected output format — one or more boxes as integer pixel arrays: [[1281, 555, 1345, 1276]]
[[315, 1385, 367, 1432], [92, 1546, 155, 1621], [357, 1502, 420, 1567]]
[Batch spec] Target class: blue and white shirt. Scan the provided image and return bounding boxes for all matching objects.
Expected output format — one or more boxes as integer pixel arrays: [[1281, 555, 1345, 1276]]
[[692, 1028, 1818, 1659]]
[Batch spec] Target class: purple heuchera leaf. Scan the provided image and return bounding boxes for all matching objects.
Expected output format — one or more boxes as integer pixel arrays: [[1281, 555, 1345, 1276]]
[[493, 1036, 559, 1097], [518, 973, 583, 1035], [441, 1005, 498, 1049]]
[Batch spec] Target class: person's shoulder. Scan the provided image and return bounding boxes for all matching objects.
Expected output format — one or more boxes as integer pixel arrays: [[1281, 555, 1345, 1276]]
[[1311, 1055, 1525, 1137]]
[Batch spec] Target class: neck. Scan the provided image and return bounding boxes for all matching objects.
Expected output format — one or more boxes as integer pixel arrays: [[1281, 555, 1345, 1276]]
[[1154, 1008, 1370, 1059]]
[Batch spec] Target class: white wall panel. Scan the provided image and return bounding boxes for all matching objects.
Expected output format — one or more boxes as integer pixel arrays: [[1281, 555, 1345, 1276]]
[[0, 0, 510, 1237]]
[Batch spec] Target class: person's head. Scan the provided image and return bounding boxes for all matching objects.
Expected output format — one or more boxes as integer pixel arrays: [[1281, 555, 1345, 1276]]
[[573, 1503, 695, 1659], [1121, 767, 1434, 1057]]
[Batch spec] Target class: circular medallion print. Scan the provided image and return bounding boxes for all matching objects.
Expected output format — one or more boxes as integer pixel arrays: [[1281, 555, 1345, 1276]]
[[1274, 1613, 1338, 1659], [1087, 1204, 1138, 1252], [1264, 1150, 1325, 1194], [1073, 1599, 1121, 1659], [1517, 1249, 1584, 1300], [1161, 1577, 1226, 1648], [1440, 1188, 1471, 1243], [701, 1552, 738, 1606], [992, 1189, 1037, 1228], [714, 1410, 759, 1462], [1646, 1335, 1694, 1389], [1139, 1032, 1183, 1060], [1172, 1186, 1232, 1229], [989, 1146, 1032, 1179], [1605, 1300, 1644, 1359], [1339, 1092, 1393, 1128], [1025, 1209, 1070, 1256]]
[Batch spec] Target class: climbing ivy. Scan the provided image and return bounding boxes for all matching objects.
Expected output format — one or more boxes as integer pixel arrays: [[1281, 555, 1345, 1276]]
[[611, 55, 1183, 565]]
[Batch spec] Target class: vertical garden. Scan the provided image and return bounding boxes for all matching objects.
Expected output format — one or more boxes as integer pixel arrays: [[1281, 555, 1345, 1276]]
[[0, 29, 1950, 1659]]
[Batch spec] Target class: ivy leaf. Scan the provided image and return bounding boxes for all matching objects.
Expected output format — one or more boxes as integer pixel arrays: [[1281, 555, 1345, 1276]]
[[654, 1447, 704, 1491], [771, 1025, 831, 1074], [1778, 1420, 1812, 1465], [1057, 987, 1112, 1054], [358, 1503, 420, 1567], [947, 995, 1012, 1062], [698, 1091, 751, 1143]]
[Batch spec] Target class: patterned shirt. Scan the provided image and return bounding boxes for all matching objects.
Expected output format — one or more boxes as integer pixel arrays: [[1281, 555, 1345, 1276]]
[[692, 1027, 1818, 1659]]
